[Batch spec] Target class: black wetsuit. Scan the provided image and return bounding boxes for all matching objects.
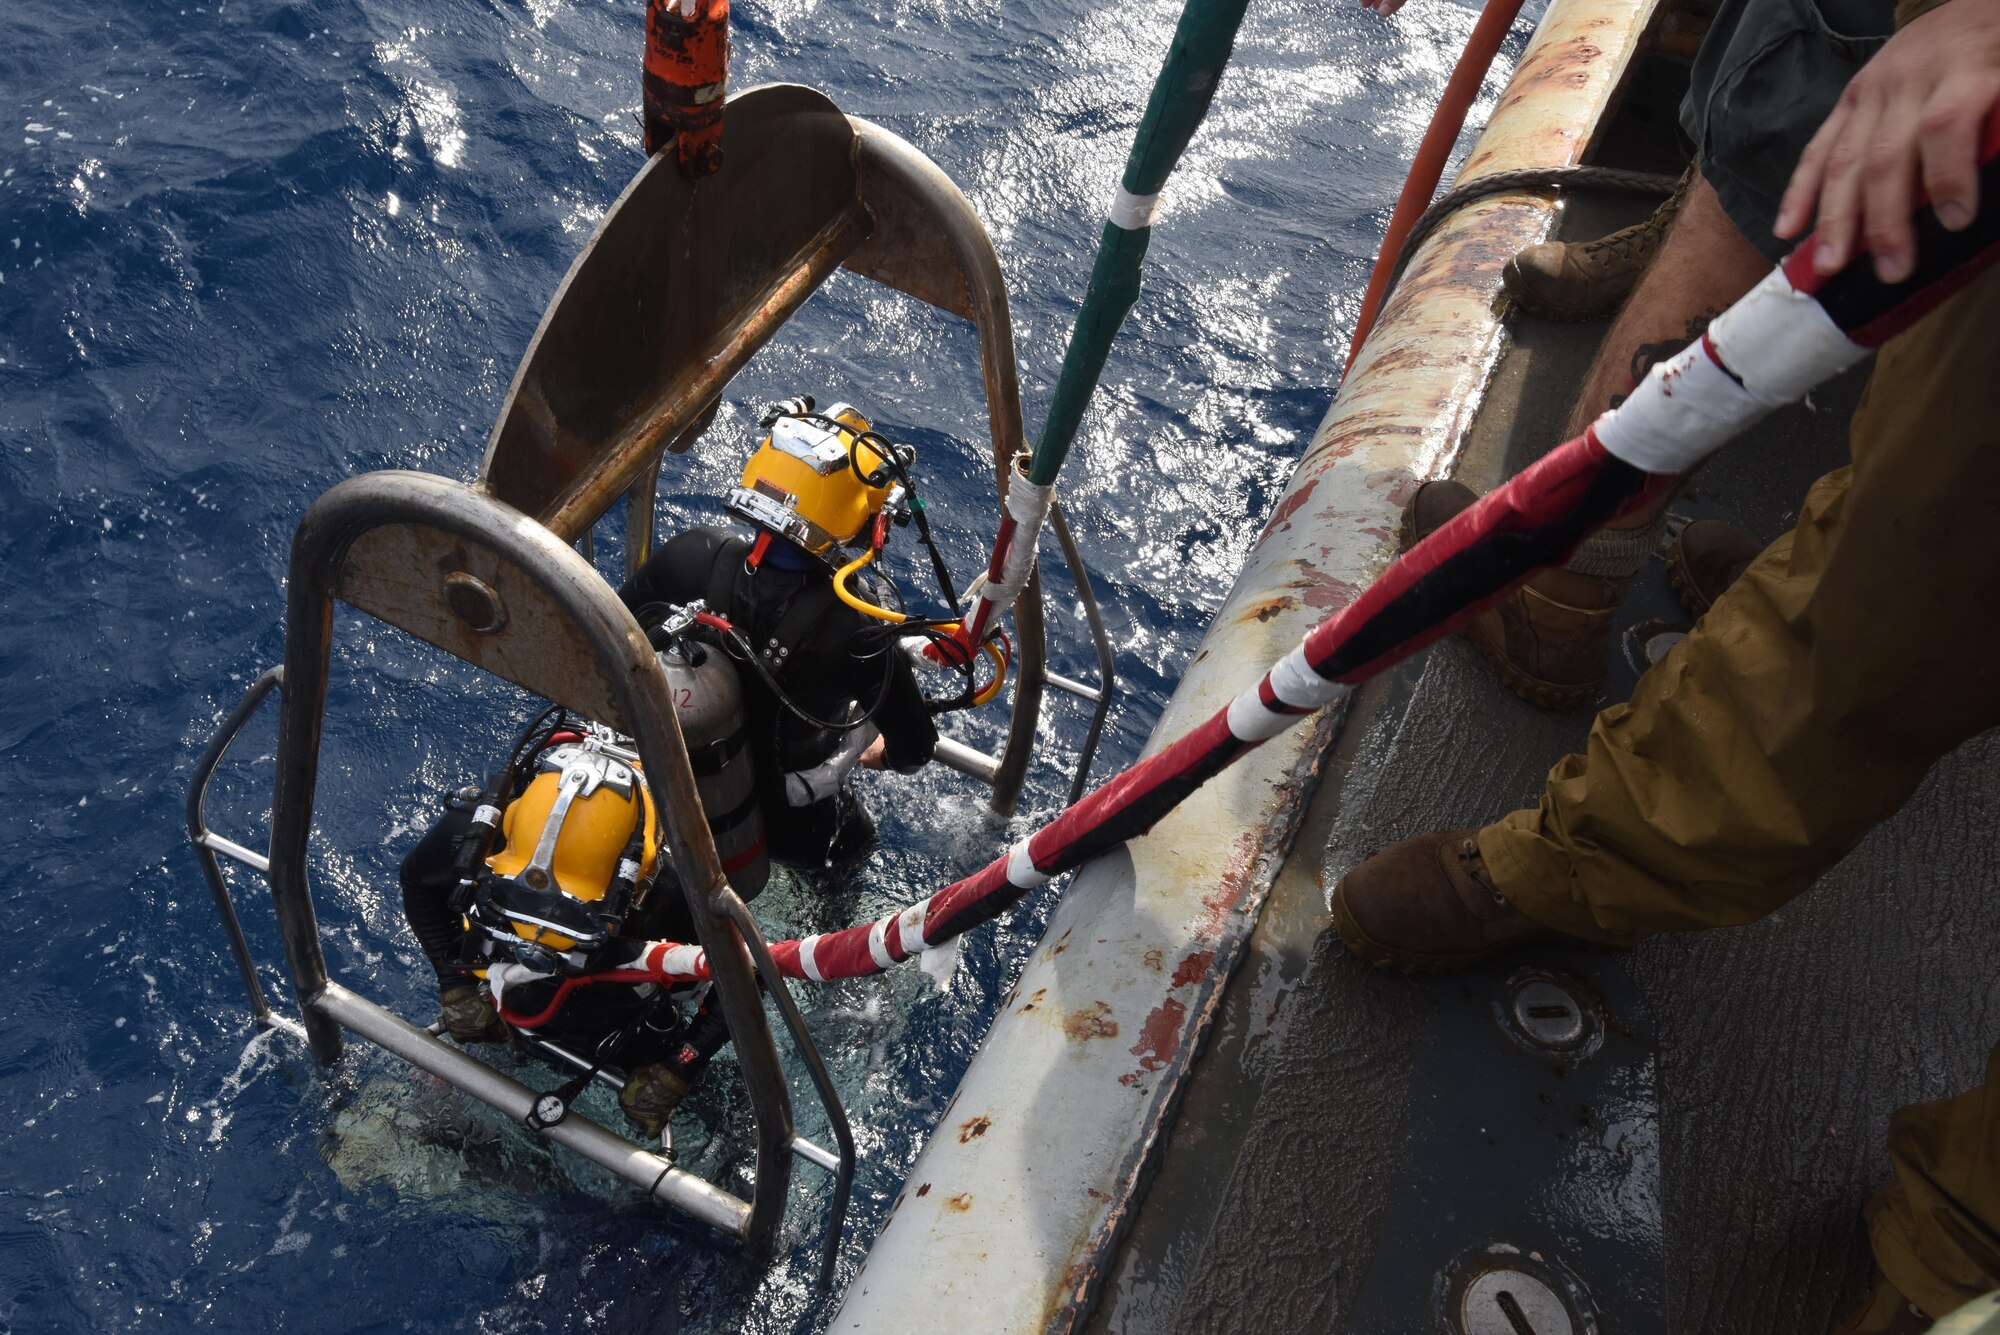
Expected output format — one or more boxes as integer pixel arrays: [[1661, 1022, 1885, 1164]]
[[619, 524, 937, 867]]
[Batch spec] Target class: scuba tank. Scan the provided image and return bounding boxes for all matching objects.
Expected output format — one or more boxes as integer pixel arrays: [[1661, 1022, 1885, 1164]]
[[657, 633, 769, 898]]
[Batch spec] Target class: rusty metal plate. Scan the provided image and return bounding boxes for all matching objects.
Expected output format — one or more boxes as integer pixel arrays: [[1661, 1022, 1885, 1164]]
[[337, 519, 630, 727], [835, 0, 1660, 1329], [845, 132, 977, 321], [480, 83, 864, 534]]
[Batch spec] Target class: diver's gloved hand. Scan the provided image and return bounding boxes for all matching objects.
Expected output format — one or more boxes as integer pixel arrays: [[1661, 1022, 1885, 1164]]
[[437, 982, 507, 1044], [619, 1062, 692, 1139]]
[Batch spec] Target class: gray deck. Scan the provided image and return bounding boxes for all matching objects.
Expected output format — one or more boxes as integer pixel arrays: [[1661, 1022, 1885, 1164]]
[[1089, 70, 2000, 1334]]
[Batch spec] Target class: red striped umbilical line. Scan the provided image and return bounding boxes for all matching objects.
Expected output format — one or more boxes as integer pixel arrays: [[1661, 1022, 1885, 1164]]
[[496, 123, 2000, 1023]]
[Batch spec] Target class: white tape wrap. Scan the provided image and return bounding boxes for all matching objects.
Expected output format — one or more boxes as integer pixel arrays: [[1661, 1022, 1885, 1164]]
[[1006, 838, 1052, 889], [1591, 342, 1761, 473], [1270, 646, 1349, 710], [656, 943, 706, 980], [798, 935, 826, 983], [1226, 686, 1294, 741], [1713, 266, 1868, 402], [985, 476, 1056, 611], [896, 903, 929, 956], [1109, 186, 1162, 231], [1595, 267, 1866, 474], [868, 915, 896, 970], [919, 935, 962, 991], [486, 961, 553, 1012], [1226, 651, 1350, 741]]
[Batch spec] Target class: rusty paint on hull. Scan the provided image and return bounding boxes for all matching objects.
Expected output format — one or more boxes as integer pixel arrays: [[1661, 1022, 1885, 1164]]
[[833, 0, 1658, 1329]]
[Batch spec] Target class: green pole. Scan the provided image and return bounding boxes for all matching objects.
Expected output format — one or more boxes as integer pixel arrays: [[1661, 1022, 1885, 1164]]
[[1028, 0, 1255, 489]]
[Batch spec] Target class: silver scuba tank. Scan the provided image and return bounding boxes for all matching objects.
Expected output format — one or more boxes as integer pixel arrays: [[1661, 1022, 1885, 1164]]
[[658, 637, 769, 896]]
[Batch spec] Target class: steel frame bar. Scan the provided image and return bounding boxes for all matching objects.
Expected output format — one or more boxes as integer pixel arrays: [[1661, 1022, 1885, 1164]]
[[1045, 500, 1117, 805], [185, 667, 285, 1027], [194, 84, 1116, 1272], [312, 982, 749, 1236], [267, 472, 795, 1248], [846, 119, 1054, 815], [719, 889, 857, 1289]]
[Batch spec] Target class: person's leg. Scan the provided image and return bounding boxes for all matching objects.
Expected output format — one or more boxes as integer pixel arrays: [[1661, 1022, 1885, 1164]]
[[400, 798, 477, 985], [400, 796, 509, 1042], [1548, 170, 1773, 556], [621, 992, 732, 1137], [765, 787, 877, 870], [1484, 265, 2000, 942], [1340, 265, 2000, 964], [1420, 172, 1776, 709], [1564, 172, 1772, 436], [1860, 1041, 2000, 1321]]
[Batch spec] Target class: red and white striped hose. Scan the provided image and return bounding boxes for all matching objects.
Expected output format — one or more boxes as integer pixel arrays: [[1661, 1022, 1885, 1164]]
[[505, 127, 2000, 1011]]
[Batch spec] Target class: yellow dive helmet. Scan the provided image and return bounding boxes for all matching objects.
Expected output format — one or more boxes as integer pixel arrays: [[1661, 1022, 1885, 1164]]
[[723, 399, 903, 561], [472, 742, 660, 957]]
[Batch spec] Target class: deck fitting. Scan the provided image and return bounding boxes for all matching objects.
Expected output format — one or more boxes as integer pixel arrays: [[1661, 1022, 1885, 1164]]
[[1458, 1267, 1577, 1335], [443, 572, 507, 634], [1500, 968, 1600, 1055]]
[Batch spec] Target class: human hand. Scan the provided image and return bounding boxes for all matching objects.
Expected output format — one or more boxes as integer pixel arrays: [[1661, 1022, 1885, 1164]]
[[858, 734, 888, 770], [1775, 0, 2000, 283], [1360, 0, 1407, 16]]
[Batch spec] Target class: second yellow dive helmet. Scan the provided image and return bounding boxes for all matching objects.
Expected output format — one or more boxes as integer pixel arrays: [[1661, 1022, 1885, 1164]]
[[724, 400, 902, 561], [479, 743, 660, 954]]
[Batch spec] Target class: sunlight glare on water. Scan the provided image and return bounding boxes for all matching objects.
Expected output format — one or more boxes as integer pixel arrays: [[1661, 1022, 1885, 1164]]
[[0, 0, 1531, 1327]]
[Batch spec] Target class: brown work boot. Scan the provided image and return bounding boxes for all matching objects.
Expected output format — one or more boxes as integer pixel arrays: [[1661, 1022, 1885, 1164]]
[[1667, 519, 1762, 619], [1332, 828, 1593, 973], [1403, 480, 1625, 710], [1503, 171, 1687, 321], [1833, 1275, 1932, 1334]]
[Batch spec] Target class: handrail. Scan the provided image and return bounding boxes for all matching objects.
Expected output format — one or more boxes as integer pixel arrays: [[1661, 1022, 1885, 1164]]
[[185, 667, 285, 1027], [262, 471, 792, 1250]]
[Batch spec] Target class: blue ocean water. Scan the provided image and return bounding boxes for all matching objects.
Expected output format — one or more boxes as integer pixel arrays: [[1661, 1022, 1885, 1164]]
[[0, 0, 1526, 1329]]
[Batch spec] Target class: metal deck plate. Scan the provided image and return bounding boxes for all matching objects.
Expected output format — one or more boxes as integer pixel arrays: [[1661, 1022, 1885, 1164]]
[[1341, 951, 1661, 1335]]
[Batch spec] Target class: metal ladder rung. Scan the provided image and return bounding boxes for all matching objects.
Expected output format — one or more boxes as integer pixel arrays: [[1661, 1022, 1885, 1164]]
[[198, 831, 271, 875], [791, 1135, 841, 1172], [317, 982, 748, 1234], [933, 735, 1001, 784], [1045, 671, 1102, 705]]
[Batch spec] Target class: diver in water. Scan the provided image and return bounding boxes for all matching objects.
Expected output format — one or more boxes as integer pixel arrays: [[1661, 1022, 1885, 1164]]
[[622, 396, 940, 870], [400, 395, 958, 1137]]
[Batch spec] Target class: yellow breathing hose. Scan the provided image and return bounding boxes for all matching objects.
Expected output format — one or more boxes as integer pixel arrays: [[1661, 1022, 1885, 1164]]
[[834, 547, 1009, 706], [833, 547, 910, 624]]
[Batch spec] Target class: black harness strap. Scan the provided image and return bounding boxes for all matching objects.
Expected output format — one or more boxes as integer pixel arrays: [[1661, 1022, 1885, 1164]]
[[705, 532, 751, 618], [763, 581, 844, 673], [704, 530, 849, 677]]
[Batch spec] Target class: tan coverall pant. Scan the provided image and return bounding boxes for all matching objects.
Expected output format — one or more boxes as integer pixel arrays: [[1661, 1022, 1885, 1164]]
[[1478, 265, 2000, 1316]]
